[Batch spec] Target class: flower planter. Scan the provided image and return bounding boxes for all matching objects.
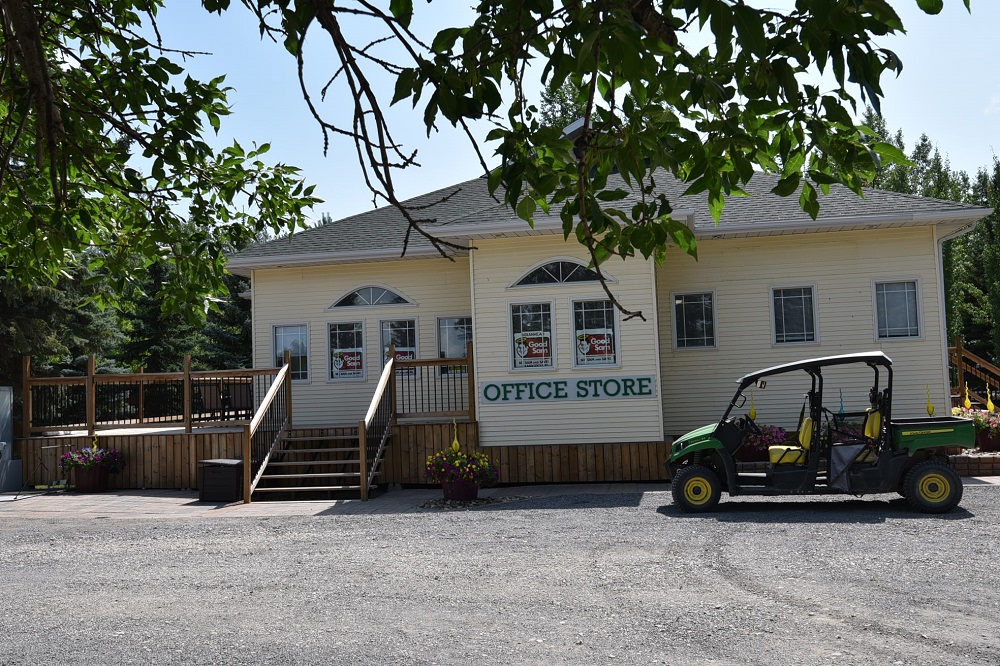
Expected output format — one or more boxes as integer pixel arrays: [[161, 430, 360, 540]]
[[976, 431, 1000, 452], [74, 465, 109, 493], [441, 480, 479, 502]]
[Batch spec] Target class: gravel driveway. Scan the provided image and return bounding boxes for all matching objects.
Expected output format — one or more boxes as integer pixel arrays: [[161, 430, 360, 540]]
[[2, 485, 999, 666]]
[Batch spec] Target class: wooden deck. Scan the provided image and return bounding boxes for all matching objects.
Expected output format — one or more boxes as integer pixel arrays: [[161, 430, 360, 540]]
[[17, 428, 244, 490], [16, 422, 671, 491]]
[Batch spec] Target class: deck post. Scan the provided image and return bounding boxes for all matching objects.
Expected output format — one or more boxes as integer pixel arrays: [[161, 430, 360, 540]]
[[283, 350, 293, 428], [243, 423, 252, 503], [183, 355, 192, 434], [86, 354, 96, 436], [358, 419, 368, 501], [137, 367, 145, 424], [466, 342, 476, 422], [955, 335, 966, 405], [22, 356, 31, 434]]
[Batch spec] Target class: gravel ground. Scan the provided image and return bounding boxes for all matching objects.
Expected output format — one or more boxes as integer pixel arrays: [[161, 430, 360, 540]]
[[2, 487, 999, 666]]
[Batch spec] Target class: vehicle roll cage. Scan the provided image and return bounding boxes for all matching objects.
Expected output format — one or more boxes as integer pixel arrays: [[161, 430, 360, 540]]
[[720, 351, 894, 427]]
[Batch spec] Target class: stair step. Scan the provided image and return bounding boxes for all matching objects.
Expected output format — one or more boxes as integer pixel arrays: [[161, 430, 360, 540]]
[[283, 435, 358, 442], [278, 447, 359, 454], [267, 459, 360, 467], [262, 472, 361, 479], [253, 485, 362, 493]]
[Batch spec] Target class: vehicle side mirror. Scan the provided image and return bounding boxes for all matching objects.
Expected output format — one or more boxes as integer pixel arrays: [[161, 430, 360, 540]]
[[755, 380, 766, 389]]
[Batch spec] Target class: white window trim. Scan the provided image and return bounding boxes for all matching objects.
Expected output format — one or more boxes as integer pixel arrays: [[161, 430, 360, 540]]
[[769, 284, 820, 346], [379, 317, 419, 373], [327, 320, 367, 383], [571, 298, 622, 368], [872, 278, 924, 342], [273, 323, 310, 383], [507, 299, 557, 372], [326, 282, 417, 310], [670, 289, 719, 351], [437, 315, 473, 375], [507, 256, 617, 290]]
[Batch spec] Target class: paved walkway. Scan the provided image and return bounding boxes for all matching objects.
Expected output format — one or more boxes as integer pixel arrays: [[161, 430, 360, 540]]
[[0, 483, 673, 519], [3, 476, 999, 520]]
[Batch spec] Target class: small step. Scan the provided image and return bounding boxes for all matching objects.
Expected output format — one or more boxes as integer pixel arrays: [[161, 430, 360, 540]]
[[253, 485, 361, 493], [283, 435, 358, 442], [278, 447, 359, 454], [262, 472, 361, 479], [267, 459, 361, 467]]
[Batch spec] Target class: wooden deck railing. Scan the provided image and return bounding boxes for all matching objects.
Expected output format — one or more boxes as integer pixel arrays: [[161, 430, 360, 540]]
[[22, 354, 283, 435], [243, 354, 292, 502], [394, 342, 475, 421], [949, 337, 1000, 408], [358, 356, 397, 500]]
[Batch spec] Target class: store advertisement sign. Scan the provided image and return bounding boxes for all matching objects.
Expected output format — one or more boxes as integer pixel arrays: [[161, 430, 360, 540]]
[[513, 334, 551, 368], [576, 331, 615, 365], [332, 350, 364, 379], [481, 375, 656, 403]]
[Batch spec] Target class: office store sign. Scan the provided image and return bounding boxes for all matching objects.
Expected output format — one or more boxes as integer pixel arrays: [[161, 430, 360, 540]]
[[481, 376, 656, 403]]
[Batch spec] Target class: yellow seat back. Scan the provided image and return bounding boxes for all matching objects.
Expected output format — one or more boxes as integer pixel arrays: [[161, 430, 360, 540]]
[[798, 417, 813, 450], [864, 410, 882, 440]]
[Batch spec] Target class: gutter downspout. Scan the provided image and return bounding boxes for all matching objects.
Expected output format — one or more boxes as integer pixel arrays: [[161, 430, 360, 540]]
[[933, 225, 954, 412]]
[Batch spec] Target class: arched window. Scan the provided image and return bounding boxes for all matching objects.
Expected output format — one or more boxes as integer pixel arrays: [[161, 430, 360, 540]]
[[514, 260, 602, 286], [332, 286, 411, 308]]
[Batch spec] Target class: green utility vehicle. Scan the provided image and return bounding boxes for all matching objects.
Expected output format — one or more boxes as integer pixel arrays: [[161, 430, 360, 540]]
[[666, 352, 975, 513]]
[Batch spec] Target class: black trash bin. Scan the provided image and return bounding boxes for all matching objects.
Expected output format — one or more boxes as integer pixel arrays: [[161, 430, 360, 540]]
[[199, 459, 244, 502]]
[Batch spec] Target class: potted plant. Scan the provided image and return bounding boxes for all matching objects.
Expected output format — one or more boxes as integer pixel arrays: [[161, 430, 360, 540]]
[[60, 439, 127, 493], [425, 424, 499, 501], [952, 407, 1000, 452], [740, 424, 788, 462]]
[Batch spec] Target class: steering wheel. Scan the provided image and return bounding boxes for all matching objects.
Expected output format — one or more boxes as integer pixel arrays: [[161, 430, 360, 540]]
[[739, 414, 763, 436]]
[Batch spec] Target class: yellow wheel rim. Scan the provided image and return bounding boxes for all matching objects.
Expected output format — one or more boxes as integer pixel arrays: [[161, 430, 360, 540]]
[[683, 477, 712, 505], [918, 473, 950, 503]]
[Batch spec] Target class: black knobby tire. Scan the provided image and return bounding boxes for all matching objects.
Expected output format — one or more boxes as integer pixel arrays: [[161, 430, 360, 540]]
[[903, 460, 963, 514], [672, 464, 722, 513]]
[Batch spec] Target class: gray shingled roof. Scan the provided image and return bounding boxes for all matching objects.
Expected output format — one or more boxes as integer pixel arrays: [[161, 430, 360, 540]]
[[230, 170, 989, 270]]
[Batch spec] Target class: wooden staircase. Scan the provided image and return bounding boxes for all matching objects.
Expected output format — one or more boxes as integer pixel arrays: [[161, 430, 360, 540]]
[[252, 428, 384, 498]]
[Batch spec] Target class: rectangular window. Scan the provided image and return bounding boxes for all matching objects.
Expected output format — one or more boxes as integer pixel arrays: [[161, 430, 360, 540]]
[[772, 287, 816, 344], [438, 317, 472, 375], [573, 300, 617, 366], [329, 322, 364, 380], [875, 281, 920, 338], [274, 325, 308, 381], [673, 292, 716, 348], [381, 319, 417, 369], [510, 303, 553, 369]]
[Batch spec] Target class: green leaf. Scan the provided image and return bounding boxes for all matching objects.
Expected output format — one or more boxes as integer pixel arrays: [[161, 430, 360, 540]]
[[390, 0, 413, 28], [772, 174, 801, 197], [916, 0, 944, 14], [516, 196, 536, 221], [733, 4, 767, 57]]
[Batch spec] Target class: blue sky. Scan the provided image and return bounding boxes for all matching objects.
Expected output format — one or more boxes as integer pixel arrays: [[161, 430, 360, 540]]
[[155, 1, 999, 222]]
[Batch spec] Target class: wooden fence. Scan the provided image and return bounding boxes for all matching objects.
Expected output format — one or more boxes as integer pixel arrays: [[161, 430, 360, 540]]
[[22, 354, 283, 435]]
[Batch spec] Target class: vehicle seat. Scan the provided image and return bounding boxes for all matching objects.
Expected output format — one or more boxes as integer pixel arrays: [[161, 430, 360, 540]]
[[863, 409, 882, 440], [853, 409, 882, 463], [769, 417, 813, 464]]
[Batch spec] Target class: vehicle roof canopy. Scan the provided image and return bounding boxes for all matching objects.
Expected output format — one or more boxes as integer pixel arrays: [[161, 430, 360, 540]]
[[737, 351, 892, 388]]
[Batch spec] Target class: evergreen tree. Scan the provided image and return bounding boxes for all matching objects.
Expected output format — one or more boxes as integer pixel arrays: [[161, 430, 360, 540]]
[[115, 262, 205, 372], [200, 273, 252, 369], [539, 80, 587, 132], [0, 263, 121, 395]]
